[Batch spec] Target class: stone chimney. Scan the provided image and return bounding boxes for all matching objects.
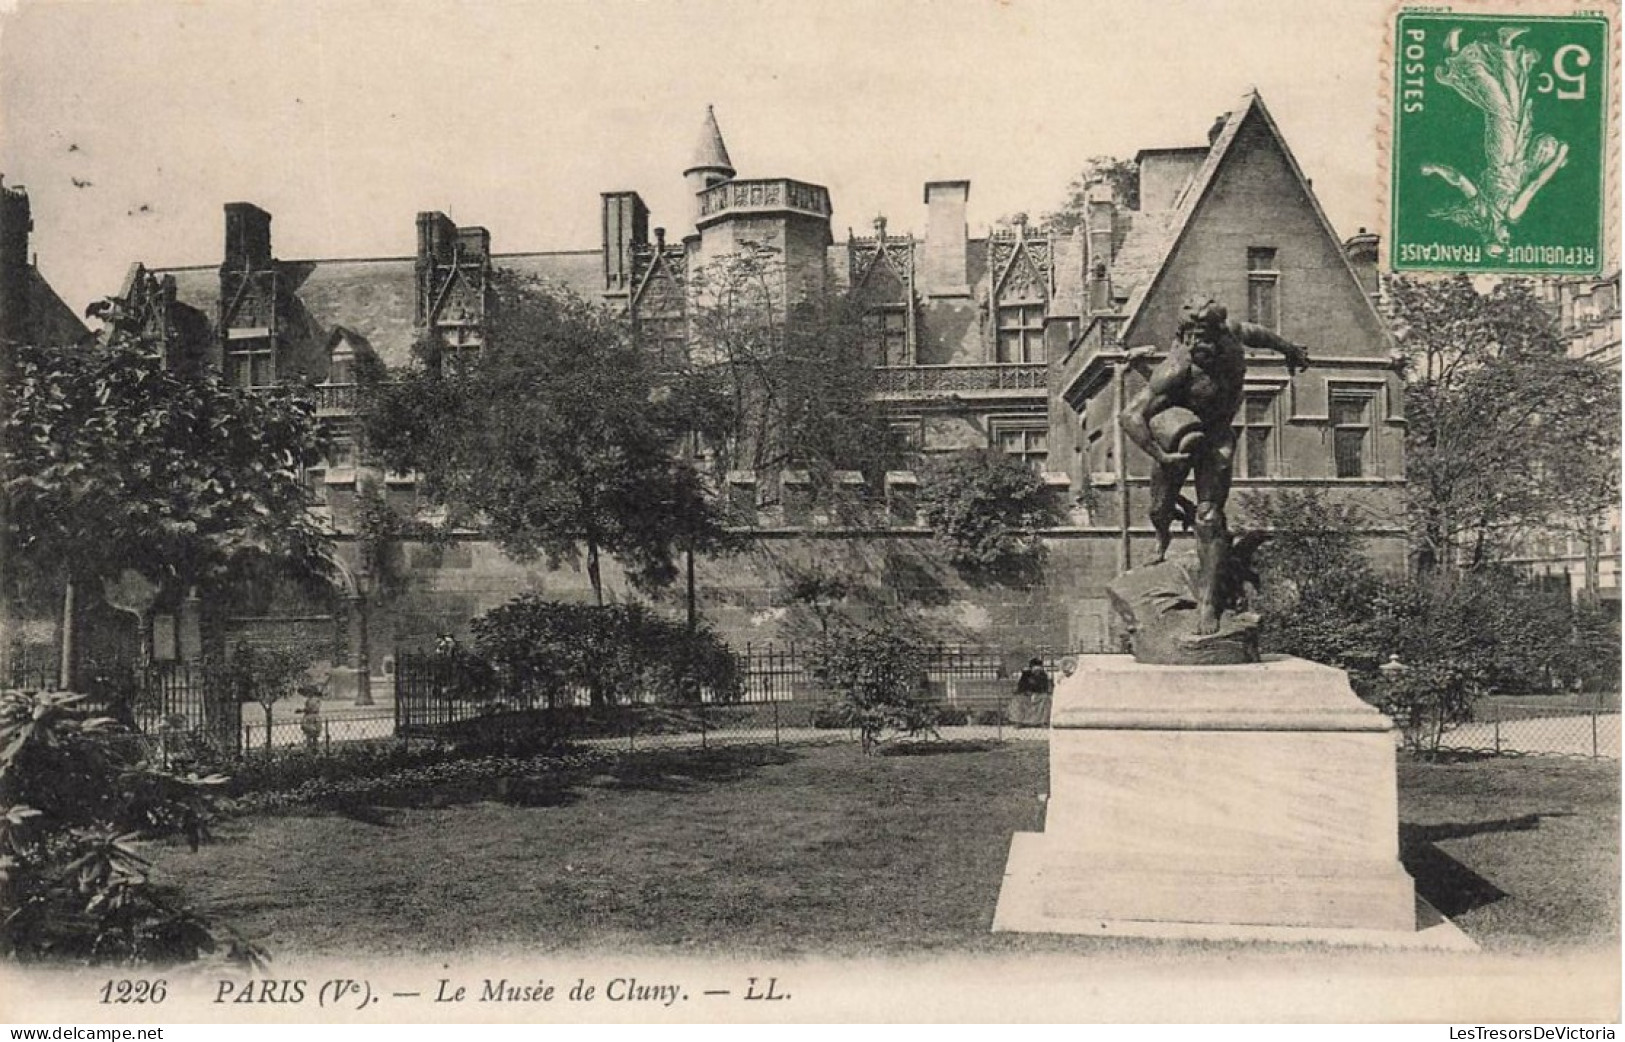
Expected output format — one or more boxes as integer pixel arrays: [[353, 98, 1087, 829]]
[[223, 202, 273, 269], [457, 225, 491, 260], [923, 180, 970, 297], [0, 176, 32, 342], [415, 211, 459, 325], [1085, 182, 1117, 273], [1343, 227, 1381, 299], [601, 191, 650, 294]]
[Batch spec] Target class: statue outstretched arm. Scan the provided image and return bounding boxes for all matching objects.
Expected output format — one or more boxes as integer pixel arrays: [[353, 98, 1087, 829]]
[[1231, 320, 1311, 374]]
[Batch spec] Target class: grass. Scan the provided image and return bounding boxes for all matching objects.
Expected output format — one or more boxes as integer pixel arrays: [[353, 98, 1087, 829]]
[[152, 741, 1618, 959]]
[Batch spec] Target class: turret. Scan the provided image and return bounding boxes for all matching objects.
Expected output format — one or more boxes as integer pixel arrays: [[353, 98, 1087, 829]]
[[683, 105, 736, 235]]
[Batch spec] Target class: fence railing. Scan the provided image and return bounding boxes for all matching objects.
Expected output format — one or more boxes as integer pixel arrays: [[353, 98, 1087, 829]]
[[3, 657, 242, 759], [394, 643, 1081, 737]]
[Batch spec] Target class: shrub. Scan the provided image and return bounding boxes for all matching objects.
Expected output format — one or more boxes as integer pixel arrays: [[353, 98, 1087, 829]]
[[806, 620, 939, 754], [1366, 660, 1476, 758], [935, 706, 971, 727], [471, 596, 741, 706], [915, 449, 1062, 581], [0, 689, 261, 967]]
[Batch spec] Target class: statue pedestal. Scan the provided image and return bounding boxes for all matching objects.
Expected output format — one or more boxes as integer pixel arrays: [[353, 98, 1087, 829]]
[[992, 655, 1474, 949]]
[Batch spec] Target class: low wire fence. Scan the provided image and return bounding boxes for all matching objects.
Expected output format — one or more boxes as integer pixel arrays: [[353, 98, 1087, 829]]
[[1434, 702, 1621, 760]]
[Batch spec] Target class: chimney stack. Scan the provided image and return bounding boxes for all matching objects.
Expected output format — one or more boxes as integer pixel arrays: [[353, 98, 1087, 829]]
[[223, 202, 273, 269], [0, 176, 32, 342], [923, 180, 970, 297], [1343, 227, 1381, 299], [601, 191, 650, 294]]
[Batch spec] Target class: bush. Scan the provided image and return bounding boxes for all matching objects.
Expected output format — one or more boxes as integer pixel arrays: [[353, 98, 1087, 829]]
[[935, 706, 971, 727], [0, 689, 261, 967], [471, 596, 742, 706], [1365, 660, 1476, 758], [806, 620, 939, 754], [916, 449, 1062, 581]]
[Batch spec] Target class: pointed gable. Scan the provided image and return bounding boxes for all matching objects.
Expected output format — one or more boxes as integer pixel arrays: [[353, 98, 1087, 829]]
[[1119, 92, 1393, 358]]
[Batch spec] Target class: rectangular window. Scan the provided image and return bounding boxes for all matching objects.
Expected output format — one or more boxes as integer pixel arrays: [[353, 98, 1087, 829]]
[[225, 337, 275, 388], [864, 307, 909, 366], [639, 314, 687, 369], [996, 303, 1046, 363], [1330, 391, 1373, 478], [993, 424, 1048, 471], [1232, 391, 1276, 478], [1247, 247, 1279, 331]]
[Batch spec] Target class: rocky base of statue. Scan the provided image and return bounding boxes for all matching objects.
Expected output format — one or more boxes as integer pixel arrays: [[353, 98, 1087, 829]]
[[1106, 549, 1260, 665]]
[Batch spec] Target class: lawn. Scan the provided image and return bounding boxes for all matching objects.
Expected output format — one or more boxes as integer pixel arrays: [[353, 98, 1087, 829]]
[[153, 741, 1619, 960]]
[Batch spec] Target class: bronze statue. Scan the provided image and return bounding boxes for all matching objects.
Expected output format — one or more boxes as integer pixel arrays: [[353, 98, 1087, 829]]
[[1119, 300, 1310, 639]]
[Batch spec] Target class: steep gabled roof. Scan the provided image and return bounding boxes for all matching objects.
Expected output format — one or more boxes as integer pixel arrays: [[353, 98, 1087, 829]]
[[1118, 91, 1392, 347]]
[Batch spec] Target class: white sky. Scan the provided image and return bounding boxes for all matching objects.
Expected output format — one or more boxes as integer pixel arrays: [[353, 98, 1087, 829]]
[[0, 0, 1391, 314]]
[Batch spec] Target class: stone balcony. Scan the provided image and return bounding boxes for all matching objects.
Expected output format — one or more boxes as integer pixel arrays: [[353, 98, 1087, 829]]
[[696, 178, 832, 227], [310, 382, 359, 416], [872, 362, 1047, 399]]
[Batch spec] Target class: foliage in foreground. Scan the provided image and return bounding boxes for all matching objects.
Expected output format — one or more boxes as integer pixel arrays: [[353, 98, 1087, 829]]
[[0, 689, 261, 967], [807, 619, 939, 754]]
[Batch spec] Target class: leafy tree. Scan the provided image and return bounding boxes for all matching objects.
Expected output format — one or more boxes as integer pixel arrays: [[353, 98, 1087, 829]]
[[683, 248, 910, 496], [1237, 489, 1386, 670], [806, 617, 938, 754], [1387, 274, 1620, 573], [3, 336, 330, 684], [471, 596, 741, 707], [361, 271, 735, 606], [916, 449, 1062, 580], [227, 642, 315, 755], [1039, 155, 1141, 234], [0, 688, 262, 966]]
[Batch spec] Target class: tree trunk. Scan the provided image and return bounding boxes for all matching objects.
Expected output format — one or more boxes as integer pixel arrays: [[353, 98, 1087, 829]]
[[58, 578, 75, 691], [686, 546, 697, 633], [587, 538, 603, 607]]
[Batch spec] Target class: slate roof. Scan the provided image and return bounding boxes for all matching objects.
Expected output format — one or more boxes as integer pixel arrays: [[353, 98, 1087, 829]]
[[26, 266, 91, 344], [156, 249, 604, 369]]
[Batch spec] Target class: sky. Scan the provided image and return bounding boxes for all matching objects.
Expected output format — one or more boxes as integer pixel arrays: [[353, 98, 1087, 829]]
[[0, 0, 1393, 315]]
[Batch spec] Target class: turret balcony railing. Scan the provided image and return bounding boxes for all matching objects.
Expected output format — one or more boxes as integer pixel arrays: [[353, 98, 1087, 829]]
[[696, 178, 833, 226], [872, 363, 1048, 397]]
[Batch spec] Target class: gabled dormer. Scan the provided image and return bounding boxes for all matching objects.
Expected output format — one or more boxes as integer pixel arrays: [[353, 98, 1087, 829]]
[[219, 202, 285, 388], [415, 211, 491, 361]]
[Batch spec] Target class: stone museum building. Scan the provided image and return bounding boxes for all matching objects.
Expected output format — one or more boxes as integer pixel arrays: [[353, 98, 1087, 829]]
[[13, 92, 1415, 682]]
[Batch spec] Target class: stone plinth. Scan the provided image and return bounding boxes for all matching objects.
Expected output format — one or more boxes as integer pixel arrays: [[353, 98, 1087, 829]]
[[993, 655, 1473, 948]]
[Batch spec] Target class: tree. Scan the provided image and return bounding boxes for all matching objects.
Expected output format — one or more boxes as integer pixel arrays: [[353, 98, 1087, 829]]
[[806, 616, 938, 754], [1039, 155, 1140, 234], [1388, 274, 1620, 574], [3, 336, 330, 684], [362, 271, 734, 606], [916, 449, 1062, 581], [1237, 489, 1387, 670], [682, 248, 911, 495]]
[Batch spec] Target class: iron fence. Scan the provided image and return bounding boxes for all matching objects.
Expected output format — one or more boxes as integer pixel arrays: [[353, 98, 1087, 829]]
[[2, 656, 242, 759], [394, 643, 1080, 745]]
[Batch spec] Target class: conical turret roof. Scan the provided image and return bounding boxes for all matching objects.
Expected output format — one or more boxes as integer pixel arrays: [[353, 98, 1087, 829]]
[[685, 105, 735, 176]]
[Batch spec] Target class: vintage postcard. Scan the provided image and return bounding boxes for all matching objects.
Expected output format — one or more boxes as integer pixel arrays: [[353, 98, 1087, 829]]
[[0, 0, 1618, 1027]]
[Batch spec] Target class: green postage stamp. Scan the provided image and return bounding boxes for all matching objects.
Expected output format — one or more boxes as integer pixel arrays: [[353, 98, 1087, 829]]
[[1391, 5, 1614, 274]]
